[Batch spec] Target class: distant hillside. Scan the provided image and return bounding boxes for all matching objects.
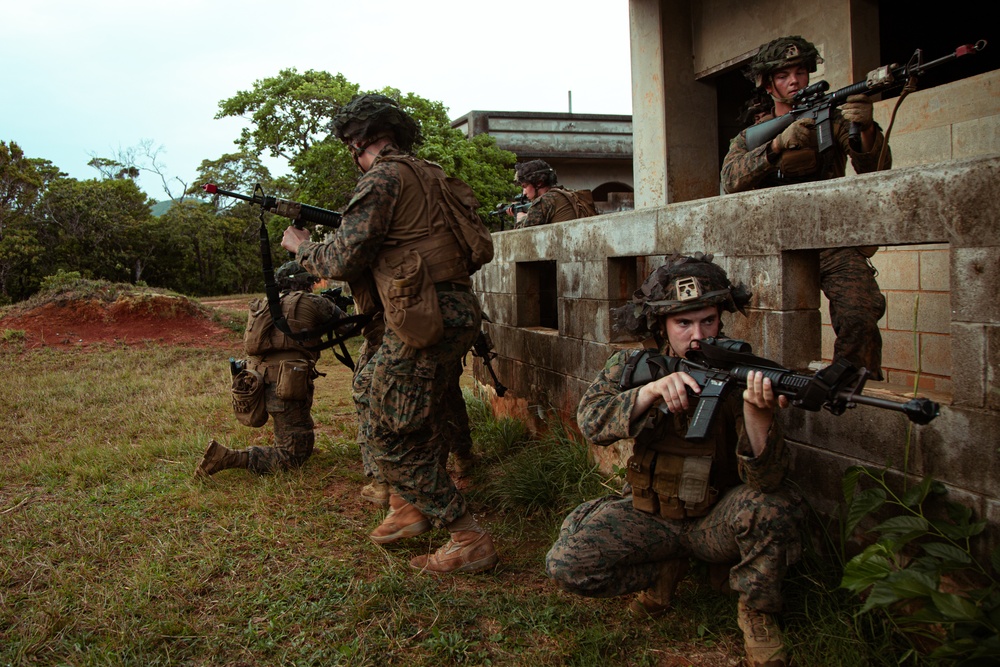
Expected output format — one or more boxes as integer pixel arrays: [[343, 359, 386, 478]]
[[151, 200, 172, 217]]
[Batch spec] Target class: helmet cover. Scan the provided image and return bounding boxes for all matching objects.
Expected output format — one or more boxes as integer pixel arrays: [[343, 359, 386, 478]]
[[332, 94, 421, 152], [611, 253, 752, 339]]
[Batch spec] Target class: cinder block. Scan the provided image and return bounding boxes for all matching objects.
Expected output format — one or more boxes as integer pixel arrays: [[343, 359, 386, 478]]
[[919, 333, 952, 377], [953, 115, 1000, 160], [950, 322, 986, 408], [887, 291, 951, 334], [919, 247, 951, 292], [951, 247, 1000, 323], [873, 250, 919, 291], [917, 407, 1000, 497], [562, 299, 608, 343], [885, 126, 953, 169], [881, 329, 918, 372], [988, 325, 1000, 412], [758, 309, 822, 369]]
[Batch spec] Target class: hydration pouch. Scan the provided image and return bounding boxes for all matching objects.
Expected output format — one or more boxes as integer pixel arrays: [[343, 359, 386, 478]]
[[232, 368, 268, 427], [275, 359, 312, 401], [374, 249, 444, 350]]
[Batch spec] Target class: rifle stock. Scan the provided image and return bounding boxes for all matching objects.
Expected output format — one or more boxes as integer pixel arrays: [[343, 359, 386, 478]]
[[744, 40, 987, 153], [620, 338, 939, 442]]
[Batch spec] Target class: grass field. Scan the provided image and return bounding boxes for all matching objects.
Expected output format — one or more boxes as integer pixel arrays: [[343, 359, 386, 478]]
[[0, 294, 910, 666]]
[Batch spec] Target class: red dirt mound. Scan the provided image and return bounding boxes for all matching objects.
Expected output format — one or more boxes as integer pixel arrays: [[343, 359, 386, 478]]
[[0, 294, 240, 350]]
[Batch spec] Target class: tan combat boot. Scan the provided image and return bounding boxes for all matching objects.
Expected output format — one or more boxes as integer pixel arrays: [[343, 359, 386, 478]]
[[628, 558, 689, 618], [410, 529, 499, 574], [737, 599, 788, 667], [194, 440, 249, 477], [369, 494, 431, 545], [360, 479, 390, 508]]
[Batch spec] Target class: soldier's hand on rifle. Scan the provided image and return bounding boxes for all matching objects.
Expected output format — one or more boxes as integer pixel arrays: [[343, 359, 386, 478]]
[[632, 371, 701, 421], [742, 370, 789, 457], [840, 95, 874, 129], [772, 117, 817, 153], [281, 226, 311, 255]]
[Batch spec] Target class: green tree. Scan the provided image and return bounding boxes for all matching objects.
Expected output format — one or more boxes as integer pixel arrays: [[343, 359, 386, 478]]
[[0, 142, 47, 302], [214, 69, 518, 228], [35, 177, 154, 284]]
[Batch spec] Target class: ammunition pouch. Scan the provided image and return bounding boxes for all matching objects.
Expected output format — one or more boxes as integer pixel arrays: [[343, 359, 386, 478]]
[[275, 358, 314, 401], [626, 441, 718, 520], [231, 367, 268, 427], [777, 148, 819, 178]]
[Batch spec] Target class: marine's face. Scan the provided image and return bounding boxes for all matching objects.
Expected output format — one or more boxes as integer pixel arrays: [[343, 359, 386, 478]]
[[766, 64, 809, 100], [520, 183, 539, 201], [662, 305, 721, 357]]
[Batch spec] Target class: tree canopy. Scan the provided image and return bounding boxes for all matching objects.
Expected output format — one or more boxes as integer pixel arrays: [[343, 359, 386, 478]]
[[1, 71, 519, 304]]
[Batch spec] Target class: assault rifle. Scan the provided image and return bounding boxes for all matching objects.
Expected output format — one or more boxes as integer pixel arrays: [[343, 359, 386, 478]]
[[204, 183, 369, 370], [620, 337, 939, 442], [471, 315, 507, 397], [203, 183, 343, 229], [488, 194, 531, 230], [745, 40, 987, 154]]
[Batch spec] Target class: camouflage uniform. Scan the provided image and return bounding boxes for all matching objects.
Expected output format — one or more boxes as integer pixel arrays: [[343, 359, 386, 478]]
[[243, 289, 337, 474], [297, 145, 479, 527], [721, 96, 890, 380], [515, 186, 595, 229], [545, 347, 803, 613]]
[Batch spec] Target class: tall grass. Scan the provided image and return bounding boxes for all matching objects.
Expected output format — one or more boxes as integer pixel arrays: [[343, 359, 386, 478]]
[[1, 339, 919, 666]]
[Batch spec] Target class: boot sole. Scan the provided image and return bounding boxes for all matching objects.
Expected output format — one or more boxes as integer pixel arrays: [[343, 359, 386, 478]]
[[369, 519, 432, 545], [411, 552, 499, 574]]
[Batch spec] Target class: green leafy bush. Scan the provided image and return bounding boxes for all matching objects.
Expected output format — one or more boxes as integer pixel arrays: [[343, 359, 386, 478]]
[[840, 466, 1000, 664]]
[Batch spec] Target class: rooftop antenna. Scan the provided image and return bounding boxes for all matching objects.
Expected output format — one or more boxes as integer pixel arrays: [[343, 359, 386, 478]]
[[568, 90, 573, 113]]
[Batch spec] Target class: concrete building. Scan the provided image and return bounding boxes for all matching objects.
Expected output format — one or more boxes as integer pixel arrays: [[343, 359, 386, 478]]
[[471, 0, 1000, 555], [452, 110, 635, 213]]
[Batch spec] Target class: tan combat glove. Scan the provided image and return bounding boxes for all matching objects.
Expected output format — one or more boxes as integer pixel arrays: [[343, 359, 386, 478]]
[[774, 118, 818, 177], [774, 117, 817, 152], [840, 95, 874, 129]]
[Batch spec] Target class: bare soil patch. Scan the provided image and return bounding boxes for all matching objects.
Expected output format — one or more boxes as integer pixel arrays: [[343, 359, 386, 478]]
[[0, 293, 240, 350]]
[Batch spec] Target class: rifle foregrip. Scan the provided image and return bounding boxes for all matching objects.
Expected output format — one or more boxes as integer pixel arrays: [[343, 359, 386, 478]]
[[298, 205, 343, 228]]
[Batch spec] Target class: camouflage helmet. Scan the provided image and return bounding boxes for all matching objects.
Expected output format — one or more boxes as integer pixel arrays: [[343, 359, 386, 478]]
[[332, 94, 421, 152], [275, 261, 317, 291], [611, 253, 752, 340], [514, 160, 558, 188], [745, 35, 823, 88]]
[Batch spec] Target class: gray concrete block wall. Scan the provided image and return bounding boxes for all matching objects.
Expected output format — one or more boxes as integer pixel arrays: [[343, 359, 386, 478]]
[[473, 154, 1000, 545]]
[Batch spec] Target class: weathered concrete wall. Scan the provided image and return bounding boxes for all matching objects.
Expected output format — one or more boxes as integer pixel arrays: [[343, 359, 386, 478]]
[[472, 154, 1000, 554]]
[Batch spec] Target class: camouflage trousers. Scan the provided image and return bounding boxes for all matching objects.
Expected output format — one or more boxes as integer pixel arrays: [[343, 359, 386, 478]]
[[359, 289, 481, 526], [820, 247, 886, 380], [354, 330, 474, 480], [545, 485, 803, 613], [245, 382, 315, 475]]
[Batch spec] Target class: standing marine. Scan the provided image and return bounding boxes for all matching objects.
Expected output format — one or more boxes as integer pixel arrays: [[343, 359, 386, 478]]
[[281, 94, 498, 574]]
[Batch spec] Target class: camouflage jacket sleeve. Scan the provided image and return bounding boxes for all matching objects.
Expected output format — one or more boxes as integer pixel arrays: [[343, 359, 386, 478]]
[[720, 128, 776, 194], [295, 159, 400, 281], [735, 410, 789, 493], [516, 191, 557, 229], [577, 350, 666, 445]]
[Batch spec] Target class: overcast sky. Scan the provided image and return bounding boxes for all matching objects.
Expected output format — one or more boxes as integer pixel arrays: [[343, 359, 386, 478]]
[[3, 0, 633, 199]]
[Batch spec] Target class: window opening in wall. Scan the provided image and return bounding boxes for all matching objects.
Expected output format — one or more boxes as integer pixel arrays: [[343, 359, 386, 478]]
[[819, 243, 952, 395], [515, 260, 558, 330], [608, 255, 658, 343]]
